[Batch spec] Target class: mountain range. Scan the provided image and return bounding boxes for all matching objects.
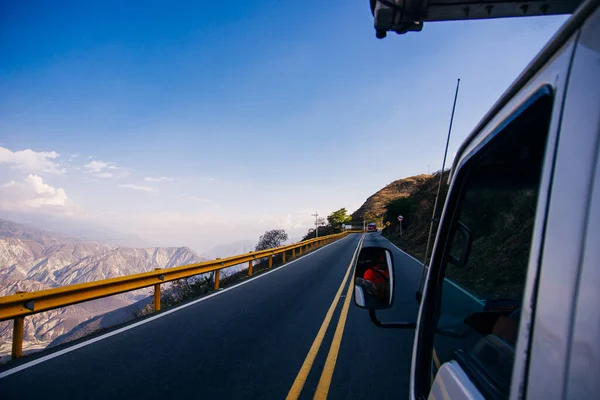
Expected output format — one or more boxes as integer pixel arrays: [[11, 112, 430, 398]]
[[0, 218, 206, 361], [200, 239, 257, 259]]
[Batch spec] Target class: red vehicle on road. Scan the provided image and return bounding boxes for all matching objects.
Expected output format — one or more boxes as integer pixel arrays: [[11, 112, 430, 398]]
[[367, 223, 377, 232]]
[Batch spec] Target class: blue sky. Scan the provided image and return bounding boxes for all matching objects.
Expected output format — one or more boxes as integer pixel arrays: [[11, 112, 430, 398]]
[[0, 1, 568, 252]]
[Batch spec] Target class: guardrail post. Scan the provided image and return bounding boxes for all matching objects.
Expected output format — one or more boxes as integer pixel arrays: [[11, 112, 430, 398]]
[[154, 268, 161, 311], [299, 246, 302, 256], [213, 259, 222, 290], [214, 269, 221, 290], [11, 290, 27, 360], [269, 254, 273, 268], [12, 316, 24, 359], [248, 259, 253, 276], [283, 251, 286, 264], [292, 248, 296, 259]]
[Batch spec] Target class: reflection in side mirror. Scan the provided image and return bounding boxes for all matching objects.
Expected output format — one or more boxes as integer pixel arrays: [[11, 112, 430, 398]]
[[448, 221, 472, 267], [353, 246, 394, 310]]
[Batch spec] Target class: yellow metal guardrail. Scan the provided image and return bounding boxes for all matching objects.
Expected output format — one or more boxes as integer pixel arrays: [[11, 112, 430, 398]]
[[0, 231, 359, 360]]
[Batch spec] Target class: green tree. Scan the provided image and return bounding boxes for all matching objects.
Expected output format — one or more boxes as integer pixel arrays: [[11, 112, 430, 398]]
[[385, 197, 418, 228], [363, 211, 376, 223], [327, 208, 352, 231], [302, 225, 335, 240]]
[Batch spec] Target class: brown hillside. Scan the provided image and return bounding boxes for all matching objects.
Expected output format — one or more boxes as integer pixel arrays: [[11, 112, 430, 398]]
[[351, 174, 431, 222]]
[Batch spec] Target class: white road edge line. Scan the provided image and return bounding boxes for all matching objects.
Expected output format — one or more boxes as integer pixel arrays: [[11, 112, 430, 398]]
[[0, 234, 357, 380], [381, 236, 423, 265]]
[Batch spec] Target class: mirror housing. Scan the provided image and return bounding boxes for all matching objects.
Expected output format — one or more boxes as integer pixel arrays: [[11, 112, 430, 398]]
[[448, 221, 472, 267], [353, 246, 394, 310]]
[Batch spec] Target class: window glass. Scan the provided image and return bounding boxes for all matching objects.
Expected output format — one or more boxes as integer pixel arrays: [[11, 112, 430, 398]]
[[430, 94, 552, 397]]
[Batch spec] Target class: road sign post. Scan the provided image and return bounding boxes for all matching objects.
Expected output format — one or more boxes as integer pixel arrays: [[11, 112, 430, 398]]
[[397, 215, 404, 237]]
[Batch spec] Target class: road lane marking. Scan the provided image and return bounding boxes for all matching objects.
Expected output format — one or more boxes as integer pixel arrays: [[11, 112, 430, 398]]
[[286, 234, 365, 400], [0, 235, 355, 380], [382, 237, 423, 265], [313, 236, 363, 399]]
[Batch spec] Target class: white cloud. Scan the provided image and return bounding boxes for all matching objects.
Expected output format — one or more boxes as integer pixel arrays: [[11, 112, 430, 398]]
[[83, 160, 127, 179], [144, 176, 178, 182], [0, 146, 65, 174], [84, 160, 109, 173], [118, 184, 157, 193], [0, 174, 76, 214]]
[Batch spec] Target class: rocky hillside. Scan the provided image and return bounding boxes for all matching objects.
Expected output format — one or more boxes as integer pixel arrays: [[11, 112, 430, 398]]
[[350, 174, 431, 224], [350, 172, 450, 260], [0, 219, 206, 361]]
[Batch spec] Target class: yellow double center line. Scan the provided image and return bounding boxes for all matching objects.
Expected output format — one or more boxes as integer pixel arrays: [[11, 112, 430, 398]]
[[286, 234, 365, 400]]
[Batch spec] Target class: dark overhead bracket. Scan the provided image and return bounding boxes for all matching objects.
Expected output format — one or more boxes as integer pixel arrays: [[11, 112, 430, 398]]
[[24, 300, 35, 311]]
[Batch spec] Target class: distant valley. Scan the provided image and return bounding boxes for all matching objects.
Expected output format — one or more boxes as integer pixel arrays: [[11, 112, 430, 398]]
[[0, 219, 206, 361], [200, 239, 256, 259], [0, 218, 328, 362]]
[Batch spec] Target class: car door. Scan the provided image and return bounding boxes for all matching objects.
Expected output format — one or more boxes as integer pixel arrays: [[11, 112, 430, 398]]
[[528, 4, 600, 398]]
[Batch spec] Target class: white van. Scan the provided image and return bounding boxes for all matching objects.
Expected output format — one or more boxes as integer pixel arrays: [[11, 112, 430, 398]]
[[354, 0, 600, 398]]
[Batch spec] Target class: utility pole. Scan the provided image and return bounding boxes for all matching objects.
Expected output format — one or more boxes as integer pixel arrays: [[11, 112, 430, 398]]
[[311, 211, 319, 237]]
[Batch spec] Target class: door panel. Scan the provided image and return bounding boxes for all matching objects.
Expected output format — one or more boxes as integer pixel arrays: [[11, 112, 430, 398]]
[[429, 361, 485, 400]]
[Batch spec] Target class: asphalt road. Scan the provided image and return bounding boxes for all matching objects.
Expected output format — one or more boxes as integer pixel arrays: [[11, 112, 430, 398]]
[[0, 232, 423, 399]]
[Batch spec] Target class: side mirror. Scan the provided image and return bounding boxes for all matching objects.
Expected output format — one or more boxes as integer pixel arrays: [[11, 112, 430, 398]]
[[448, 221, 472, 267], [354, 246, 394, 310]]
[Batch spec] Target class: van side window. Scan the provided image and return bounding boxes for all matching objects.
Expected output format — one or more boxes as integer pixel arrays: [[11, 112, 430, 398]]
[[430, 92, 553, 398]]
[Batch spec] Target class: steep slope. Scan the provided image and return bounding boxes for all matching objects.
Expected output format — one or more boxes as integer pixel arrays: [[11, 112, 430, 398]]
[[0, 219, 207, 361], [50, 246, 202, 289], [350, 174, 431, 223], [350, 172, 450, 260]]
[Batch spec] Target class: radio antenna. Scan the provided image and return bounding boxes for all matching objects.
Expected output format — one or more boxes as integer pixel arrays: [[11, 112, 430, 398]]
[[417, 78, 461, 301]]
